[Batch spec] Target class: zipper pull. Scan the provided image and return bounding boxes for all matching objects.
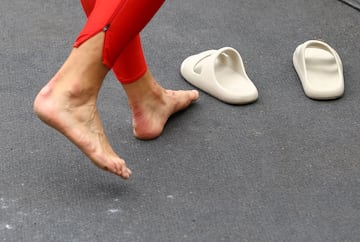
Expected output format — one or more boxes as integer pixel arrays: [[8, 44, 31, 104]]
[[103, 24, 110, 32]]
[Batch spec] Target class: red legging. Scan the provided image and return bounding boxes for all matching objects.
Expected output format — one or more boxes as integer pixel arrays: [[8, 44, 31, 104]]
[[74, 0, 165, 84]]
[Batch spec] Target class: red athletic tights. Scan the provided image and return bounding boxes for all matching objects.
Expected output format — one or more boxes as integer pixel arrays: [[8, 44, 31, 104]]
[[74, 0, 165, 83]]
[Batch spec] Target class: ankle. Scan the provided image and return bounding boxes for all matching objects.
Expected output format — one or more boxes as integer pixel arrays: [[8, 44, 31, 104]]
[[34, 79, 96, 120], [123, 71, 164, 104]]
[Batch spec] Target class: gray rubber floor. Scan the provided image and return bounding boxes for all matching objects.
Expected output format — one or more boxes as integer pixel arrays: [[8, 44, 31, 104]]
[[1, 0, 359, 241]]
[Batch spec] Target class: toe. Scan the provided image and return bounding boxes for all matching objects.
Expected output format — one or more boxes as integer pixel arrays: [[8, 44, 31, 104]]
[[191, 90, 200, 100], [175, 90, 199, 111], [117, 159, 131, 179]]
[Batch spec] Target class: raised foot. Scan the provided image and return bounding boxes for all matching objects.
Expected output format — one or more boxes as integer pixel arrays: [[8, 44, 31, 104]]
[[33, 84, 132, 179]]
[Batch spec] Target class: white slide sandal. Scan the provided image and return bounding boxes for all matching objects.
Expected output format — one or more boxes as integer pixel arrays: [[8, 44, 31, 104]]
[[180, 47, 258, 104], [293, 40, 344, 100]]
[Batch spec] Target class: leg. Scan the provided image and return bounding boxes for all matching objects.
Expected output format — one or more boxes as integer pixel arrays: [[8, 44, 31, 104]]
[[80, 0, 148, 82], [75, 0, 166, 68], [112, 35, 148, 83], [34, 33, 131, 179], [34, 0, 168, 179], [112, 36, 199, 139], [122, 71, 199, 139], [79, 0, 148, 83], [80, 0, 199, 139]]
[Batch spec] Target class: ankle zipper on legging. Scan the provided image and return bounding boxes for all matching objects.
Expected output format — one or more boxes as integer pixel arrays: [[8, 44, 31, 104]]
[[103, 0, 128, 32]]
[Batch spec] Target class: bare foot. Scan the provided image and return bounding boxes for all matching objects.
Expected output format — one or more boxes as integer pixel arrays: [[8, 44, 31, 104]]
[[34, 81, 132, 179], [33, 33, 131, 179], [123, 71, 199, 140]]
